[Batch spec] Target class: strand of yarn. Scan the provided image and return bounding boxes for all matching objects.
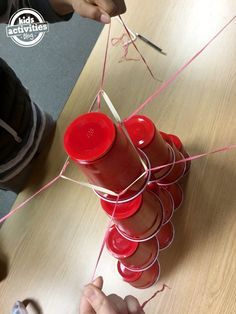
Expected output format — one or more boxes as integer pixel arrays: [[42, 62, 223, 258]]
[[91, 195, 120, 282], [118, 15, 159, 81], [127, 15, 236, 119], [141, 284, 170, 309], [0, 159, 70, 225], [111, 33, 140, 62], [97, 23, 112, 108]]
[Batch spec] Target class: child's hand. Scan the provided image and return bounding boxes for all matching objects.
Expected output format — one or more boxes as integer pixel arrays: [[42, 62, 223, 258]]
[[80, 276, 145, 314]]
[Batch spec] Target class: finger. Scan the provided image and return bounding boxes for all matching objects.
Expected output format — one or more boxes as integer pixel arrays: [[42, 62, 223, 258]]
[[108, 294, 129, 313], [92, 276, 104, 290], [94, 0, 119, 16], [124, 295, 145, 314], [113, 0, 126, 15], [74, 0, 111, 23], [79, 295, 95, 314], [94, 0, 126, 16], [79, 277, 103, 314], [83, 284, 117, 314]]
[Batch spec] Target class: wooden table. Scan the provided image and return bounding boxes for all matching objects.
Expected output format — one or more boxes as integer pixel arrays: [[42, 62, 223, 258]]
[[1, 1, 236, 313]]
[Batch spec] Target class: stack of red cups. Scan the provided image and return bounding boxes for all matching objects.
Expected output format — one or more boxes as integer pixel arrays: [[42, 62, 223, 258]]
[[64, 112, 190, 289]]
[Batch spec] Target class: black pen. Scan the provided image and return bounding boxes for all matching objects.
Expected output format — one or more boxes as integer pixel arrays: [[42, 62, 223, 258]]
[[137, 33, 167, 55]]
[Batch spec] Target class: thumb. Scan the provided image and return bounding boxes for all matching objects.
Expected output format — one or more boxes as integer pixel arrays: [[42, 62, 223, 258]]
[[73, 1, 111, 24], [79, 277, 103, 313], [92, 276, 103, 290], [83, 284, 117, 314]]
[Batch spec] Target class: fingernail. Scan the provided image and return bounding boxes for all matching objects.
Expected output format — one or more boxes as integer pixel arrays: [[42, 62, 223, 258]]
[[92, 276, 102, 284], [100, 14, 111, 24], [92, 278, 98, 285], [84, 286, 96, 301]]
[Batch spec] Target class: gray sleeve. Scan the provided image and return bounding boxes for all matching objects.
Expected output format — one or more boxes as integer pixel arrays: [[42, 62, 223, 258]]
[[0, 0, 73, 24]]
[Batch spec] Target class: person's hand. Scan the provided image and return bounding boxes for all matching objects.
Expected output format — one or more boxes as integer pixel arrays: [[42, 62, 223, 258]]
[[50, 0, 126, 23], [80, 276, 145, 314]]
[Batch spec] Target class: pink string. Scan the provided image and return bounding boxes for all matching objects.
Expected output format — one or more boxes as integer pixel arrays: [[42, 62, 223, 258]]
[[91, 195, 120, 282], [150, 143, 236, 172], [118, 16, 158, 80], [97, 23, 112, 108], [127, 15, 236, 119], [0, 159, 70, 225], [111, 33, 140, 62], [141, 284, 170, 309]]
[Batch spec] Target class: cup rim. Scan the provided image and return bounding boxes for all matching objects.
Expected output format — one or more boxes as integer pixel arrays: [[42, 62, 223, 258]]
[[173, 183, 184, 211], [183, 151, 191, 177], [157, 151, 186, 186], [150, 143, 176, 182], [159, 187, 175, 224], [123, 239, 159, 272], [115, 212, 163, 243]]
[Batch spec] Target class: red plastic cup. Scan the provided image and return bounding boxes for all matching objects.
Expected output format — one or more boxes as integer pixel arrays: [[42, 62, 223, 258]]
[[159, 131, 169, 143], [156, 221, 175, 250], [64, 112, 147, 200], [94, 149, 151, 203], [117, 260, 160, 289], [158, 143, 186, 185], [147, 182, 174, 224], [101, 190, 163, 241], [164, 183, 183, 211], [106, 225, 159, 270], [161, 132, 191, 175], [168, 134, 191, 175], [124, 115, 173, 180]]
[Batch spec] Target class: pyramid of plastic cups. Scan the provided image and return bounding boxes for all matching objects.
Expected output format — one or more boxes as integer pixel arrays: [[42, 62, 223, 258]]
[[64, 112, 190, 289]]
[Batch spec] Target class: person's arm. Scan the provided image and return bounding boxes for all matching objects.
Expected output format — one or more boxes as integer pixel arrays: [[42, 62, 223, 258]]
[[0, 0, 73, 24], [49, 0, 126, 23], [80, 277, 145, 314], [0, 0, 126, 24]]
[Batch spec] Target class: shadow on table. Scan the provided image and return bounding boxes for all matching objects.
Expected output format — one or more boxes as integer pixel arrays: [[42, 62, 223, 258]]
[[0, 250, 8, 282], [0, 129, 56, 287], [23, 121, 59, 194], [158, 143, 236, 280], [23, 299, 43, 314]]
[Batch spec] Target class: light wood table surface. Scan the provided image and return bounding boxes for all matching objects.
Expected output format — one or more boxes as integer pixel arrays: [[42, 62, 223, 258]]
[[1, 1, 236, 313]]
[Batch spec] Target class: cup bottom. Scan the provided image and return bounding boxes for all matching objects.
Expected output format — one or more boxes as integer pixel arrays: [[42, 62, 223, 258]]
[[157, 151, 186, 186], [182, 151, 191, 176]]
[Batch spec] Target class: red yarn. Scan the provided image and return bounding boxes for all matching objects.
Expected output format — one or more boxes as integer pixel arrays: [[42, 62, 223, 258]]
[[141, 284, 170, 309]]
